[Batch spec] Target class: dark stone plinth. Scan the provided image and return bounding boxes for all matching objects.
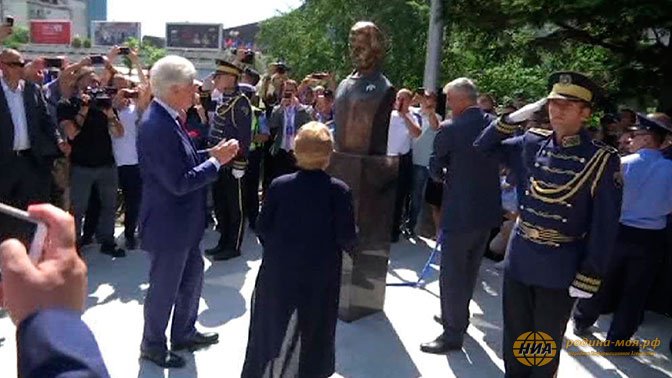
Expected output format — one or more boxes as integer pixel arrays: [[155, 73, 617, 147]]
[[327, 151, 398, 322]]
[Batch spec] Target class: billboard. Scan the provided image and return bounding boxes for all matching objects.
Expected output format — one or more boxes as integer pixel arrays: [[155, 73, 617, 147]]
[[92, 21, 141, 46], [30, 20, 72, 45], [166, 23, 222, 49]]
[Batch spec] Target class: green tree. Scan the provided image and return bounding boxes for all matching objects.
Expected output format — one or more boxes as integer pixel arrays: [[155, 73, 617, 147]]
[[2, 27, 30, 49], [447, 0, 672, 112], [258, 0, 431, 89]]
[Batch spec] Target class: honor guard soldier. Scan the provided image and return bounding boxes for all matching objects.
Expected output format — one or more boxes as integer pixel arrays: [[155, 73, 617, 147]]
[[205, 60, 253, 261], [474, 72, 622, 377], [572, 114, 672, 352]]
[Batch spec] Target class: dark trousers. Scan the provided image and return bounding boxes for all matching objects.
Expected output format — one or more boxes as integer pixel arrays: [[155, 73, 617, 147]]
[[503, 274, 575, 378], [141, 244, 204, 352], [573, 224, 665, 342], [70, 164, 117, 246], [212, 169, 245, 252], [407, 164, 429, 232], [440, 229, 491, 341], [118, 165, 142, 240], [0, 155, 51, 244], [82, 184, 100, 241], [244, 148, 263, 228], [391, 152, 413, 238], [271, 149, 297, 182]]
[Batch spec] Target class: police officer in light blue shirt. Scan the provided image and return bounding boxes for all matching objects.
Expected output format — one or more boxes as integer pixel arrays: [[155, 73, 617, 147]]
[[573, 113, 672, 352]]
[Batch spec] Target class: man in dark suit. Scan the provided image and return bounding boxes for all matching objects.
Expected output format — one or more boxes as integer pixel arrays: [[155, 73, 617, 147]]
[[137, 56, 239, 368], [268, 79, 314, 180], [0, 204, 110, 378], [0, 49, 59, 242], [421, 78, 502, 353]]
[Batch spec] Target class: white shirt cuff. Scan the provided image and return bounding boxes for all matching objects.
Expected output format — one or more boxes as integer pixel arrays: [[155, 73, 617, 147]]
[[207, 156, 222, 170]]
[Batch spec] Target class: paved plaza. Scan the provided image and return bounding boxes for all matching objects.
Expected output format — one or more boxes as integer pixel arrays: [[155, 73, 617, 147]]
[[1, 227, 671, 377]]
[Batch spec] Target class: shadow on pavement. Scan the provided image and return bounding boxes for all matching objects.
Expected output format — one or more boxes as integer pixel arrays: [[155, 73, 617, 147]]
[[335, 312, 421, 377]]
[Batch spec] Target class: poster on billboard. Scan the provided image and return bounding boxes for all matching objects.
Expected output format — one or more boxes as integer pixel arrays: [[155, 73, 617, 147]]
[[30, 20, 72, 45], [166, 23, 222, 49], [92, 22, 141, 46]]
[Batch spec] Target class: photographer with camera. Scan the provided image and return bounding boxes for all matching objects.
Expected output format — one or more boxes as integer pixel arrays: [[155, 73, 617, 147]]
[[105, 46, 148, 250], [57, 66, 125, 258]]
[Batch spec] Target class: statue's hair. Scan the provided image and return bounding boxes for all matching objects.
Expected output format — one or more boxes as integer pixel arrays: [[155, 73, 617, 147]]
[[349, 21, 387, 63]]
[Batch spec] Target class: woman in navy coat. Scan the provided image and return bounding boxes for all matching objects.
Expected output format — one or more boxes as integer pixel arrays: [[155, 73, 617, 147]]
[[242, 122, 357, 378]]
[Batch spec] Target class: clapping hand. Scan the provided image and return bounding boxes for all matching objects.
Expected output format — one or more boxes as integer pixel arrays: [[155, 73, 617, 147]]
[[209, 139, 239, 165]]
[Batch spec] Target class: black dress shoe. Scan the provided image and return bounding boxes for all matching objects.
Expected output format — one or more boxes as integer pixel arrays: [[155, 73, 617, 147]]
[[573, 323, 592, 337], [100, 244, 126, 258], [433, 315, 443, 325], [420, 334, 463, 354], [205, 246, 223, 256], [140, 349, 185, 368], [212, 249, 241, 261], [172, 332, 219, 352]]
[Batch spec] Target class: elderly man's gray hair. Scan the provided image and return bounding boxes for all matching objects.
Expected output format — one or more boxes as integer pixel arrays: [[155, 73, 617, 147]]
[[443, 77, 478, 102], [150, 55, 196, 100]]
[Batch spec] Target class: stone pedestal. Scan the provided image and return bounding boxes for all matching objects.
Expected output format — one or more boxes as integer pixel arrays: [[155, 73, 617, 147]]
[[327, 151, 398, 322]]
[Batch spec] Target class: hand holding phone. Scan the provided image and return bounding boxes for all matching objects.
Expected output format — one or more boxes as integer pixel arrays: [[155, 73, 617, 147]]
[[0, 204, 87, 326], [0, 203, 47, 264]]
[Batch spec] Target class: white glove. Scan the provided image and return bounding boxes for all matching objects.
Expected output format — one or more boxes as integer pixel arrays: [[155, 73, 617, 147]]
[[506, 98, 547, 123], [569, 286, 593, 299], [232, 168, 245, 179]]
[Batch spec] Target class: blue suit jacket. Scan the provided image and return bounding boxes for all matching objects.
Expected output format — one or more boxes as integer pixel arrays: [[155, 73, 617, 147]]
[[137, 101, 219, 252], [429, 107, 502, 232], [18, 309, 110, 378]]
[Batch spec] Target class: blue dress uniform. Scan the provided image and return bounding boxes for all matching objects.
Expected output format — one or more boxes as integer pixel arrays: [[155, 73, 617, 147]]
[[207, 60, 253, 260], [573, 114, 672, 350], [474, 72, 622, 377]]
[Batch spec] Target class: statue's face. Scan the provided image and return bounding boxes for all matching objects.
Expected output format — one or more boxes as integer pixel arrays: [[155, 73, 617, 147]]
[[349, 29, 378, 71]]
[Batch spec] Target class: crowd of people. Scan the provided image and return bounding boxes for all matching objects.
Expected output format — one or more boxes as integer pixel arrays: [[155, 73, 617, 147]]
[[1, 20, 672, 378]]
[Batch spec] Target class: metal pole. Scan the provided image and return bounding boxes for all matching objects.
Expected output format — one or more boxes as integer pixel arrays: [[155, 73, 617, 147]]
[[423, 0, 445, 92]]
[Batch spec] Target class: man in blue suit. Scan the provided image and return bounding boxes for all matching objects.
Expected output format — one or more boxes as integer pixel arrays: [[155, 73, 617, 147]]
[[421, 78, 502, 354], [137, 56, 240, 368]]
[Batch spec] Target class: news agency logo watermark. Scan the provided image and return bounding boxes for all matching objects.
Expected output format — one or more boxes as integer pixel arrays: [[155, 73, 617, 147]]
[[513, 332, 558, 367], [566, 338, 663, 356]]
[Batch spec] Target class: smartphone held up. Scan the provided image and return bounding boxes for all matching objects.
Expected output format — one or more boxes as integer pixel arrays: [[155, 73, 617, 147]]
[[0, 203, 47, 265]]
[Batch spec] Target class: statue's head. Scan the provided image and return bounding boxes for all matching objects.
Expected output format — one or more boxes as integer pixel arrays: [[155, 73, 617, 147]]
[[349, 21, 385, 72]]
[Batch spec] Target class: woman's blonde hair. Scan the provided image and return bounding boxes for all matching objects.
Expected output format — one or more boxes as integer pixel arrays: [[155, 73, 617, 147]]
[[294, 122, 334, 170]]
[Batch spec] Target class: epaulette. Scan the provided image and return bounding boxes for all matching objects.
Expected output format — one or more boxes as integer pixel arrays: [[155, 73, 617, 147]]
[[528, 128, 553, 138], [592, 140, 618, 154]]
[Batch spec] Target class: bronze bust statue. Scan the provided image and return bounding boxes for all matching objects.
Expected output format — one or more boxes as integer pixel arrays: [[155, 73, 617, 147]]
[[334, 21, 395, 155], [329, 21, 398, 322]]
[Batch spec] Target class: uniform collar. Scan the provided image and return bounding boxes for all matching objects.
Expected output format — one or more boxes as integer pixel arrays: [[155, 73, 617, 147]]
[[551, 128, 591, 149]]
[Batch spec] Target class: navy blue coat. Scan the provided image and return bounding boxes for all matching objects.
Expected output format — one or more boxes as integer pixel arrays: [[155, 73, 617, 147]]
[[429, 107, 502, 232], [242, 170, 357, 378], [18, 309, 110, 378], [137, 101, 220, 253]]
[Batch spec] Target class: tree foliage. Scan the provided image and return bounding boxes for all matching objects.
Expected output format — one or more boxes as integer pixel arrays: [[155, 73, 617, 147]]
[[2, 27, 29, 49], [259, 0, 671, 111]]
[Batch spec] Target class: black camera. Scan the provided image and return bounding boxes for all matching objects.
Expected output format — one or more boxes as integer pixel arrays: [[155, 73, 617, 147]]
[[4, 16, 14, 27], [81, 87, 113, 109]]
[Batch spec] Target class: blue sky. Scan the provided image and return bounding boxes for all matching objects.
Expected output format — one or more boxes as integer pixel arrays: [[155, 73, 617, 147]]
[[107, 0, 303, 37]]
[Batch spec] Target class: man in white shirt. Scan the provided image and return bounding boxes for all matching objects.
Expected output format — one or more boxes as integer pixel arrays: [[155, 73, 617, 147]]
[[111, 78, 143, 249], [387, 88, 421, 242], [406, 91, 442, 237]]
